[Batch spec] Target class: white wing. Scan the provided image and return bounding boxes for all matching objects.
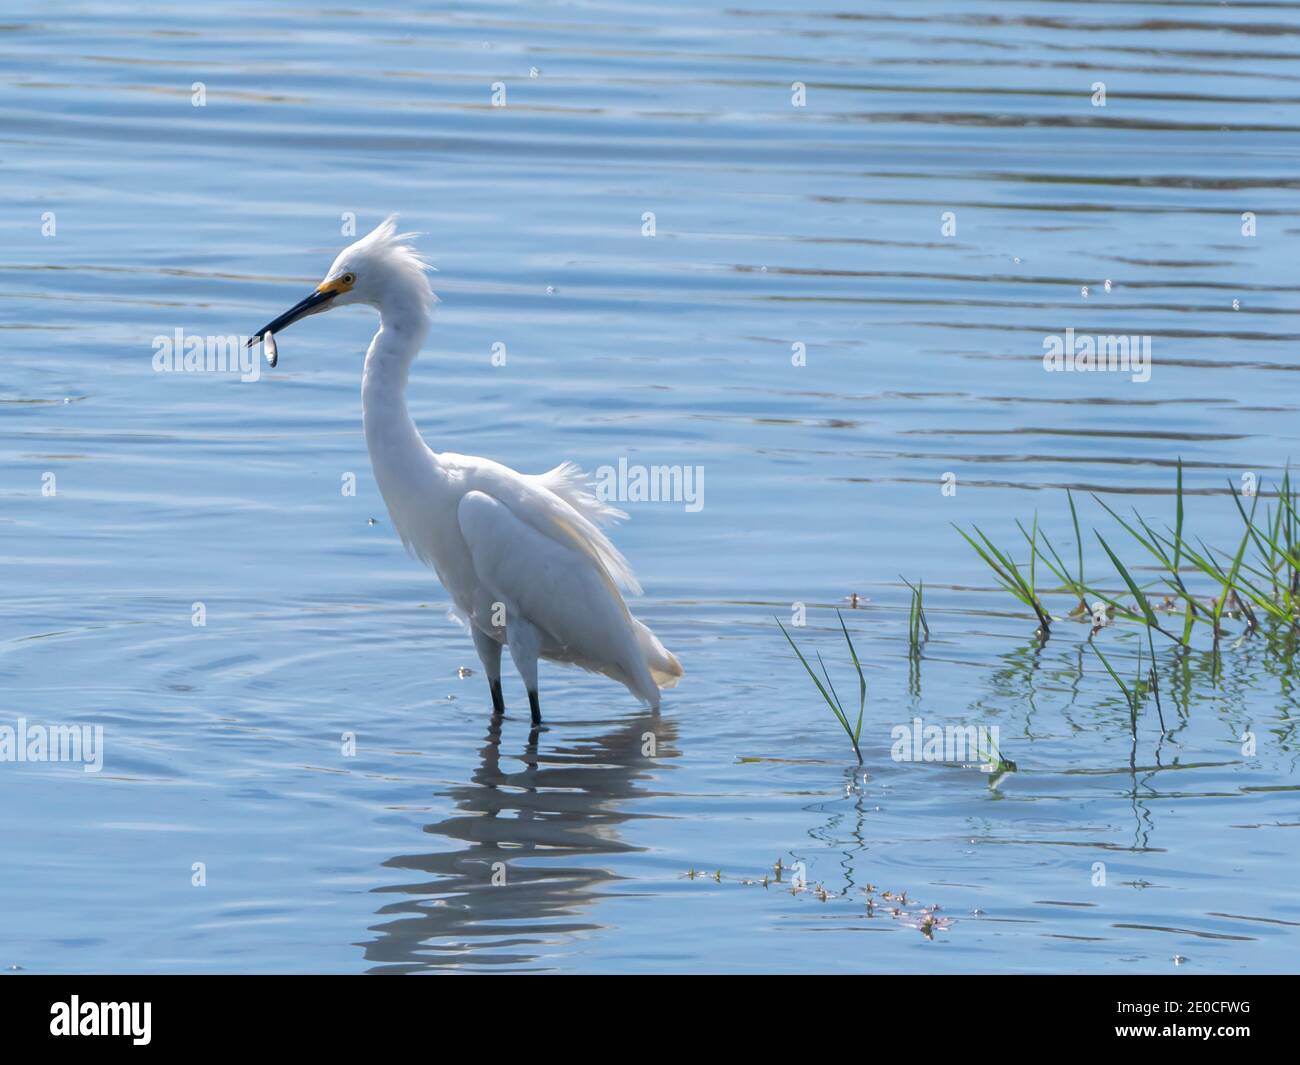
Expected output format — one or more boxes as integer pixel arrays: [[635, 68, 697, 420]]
[[442, 453, 642, 596], [455, 486, 661, 703]]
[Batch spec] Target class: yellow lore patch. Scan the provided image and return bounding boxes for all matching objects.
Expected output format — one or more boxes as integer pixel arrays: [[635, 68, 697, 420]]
[[316, 275, 354, 295]]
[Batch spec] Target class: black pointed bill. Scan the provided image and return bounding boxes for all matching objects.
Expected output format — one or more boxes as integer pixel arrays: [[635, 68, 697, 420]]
[[247, 288, 338, 349]]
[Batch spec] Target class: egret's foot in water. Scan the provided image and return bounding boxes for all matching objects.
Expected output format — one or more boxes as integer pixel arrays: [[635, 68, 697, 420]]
[[489, 678, 505, 716], [528, 689, 541, 726]]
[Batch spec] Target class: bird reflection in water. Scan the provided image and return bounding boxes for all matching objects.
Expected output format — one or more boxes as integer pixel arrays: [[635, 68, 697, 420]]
[[361, 709, 677, 973]]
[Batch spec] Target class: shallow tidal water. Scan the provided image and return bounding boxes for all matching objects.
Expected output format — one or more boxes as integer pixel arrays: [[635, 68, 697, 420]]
[[1, 1, 1299, 973]]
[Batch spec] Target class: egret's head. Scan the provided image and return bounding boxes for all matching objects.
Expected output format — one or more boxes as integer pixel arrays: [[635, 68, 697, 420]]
[[248, 215, 434, 353]]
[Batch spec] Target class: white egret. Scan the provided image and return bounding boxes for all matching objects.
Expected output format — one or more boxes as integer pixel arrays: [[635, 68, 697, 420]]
[[249, 216, 682, 725]]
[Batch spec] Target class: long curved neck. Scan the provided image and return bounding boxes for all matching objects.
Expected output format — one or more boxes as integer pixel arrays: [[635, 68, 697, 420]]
[[362, 286, 432, 471]]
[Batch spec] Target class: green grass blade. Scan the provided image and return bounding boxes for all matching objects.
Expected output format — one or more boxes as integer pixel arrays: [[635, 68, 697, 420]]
[[1095, 531, 1162, 631], [1068, 488, 1084, 589], [1089, 638, 1134, 710], [776, 618, 849, 733], [835, 610, 867, 743]]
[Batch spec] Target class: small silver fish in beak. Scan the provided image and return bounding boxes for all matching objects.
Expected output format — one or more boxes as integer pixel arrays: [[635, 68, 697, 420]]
[[247, 278, 350, 362], [263, 330, 277, 368]]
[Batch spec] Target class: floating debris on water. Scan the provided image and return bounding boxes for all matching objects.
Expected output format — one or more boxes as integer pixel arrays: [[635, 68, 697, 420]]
[[910, 909, 954, 939], [735, 755, 826, 765], [864, 886, 954, 937], [679, 862, 954, 935]]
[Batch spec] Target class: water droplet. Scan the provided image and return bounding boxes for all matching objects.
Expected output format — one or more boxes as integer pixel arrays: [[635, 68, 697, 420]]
[[457, 666, 474, 679], [1081, 285, 1089, 298], [1013, 256, 1021, 264], [367, 517, 377, 526], [529, 67, 540, 78], [1173, 954, 1188, 965], [1232, 298, 1240, 310], [545, 285, 556, 295], [1104, 279, 1112, 292]]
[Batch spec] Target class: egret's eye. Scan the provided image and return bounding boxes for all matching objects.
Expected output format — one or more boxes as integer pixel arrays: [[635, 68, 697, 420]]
[[341, 272, 356, 285]]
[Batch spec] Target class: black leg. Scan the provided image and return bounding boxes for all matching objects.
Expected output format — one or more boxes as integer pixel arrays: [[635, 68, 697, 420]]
[[489, 678, 505, 716], [528, 689, 541, 726]]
